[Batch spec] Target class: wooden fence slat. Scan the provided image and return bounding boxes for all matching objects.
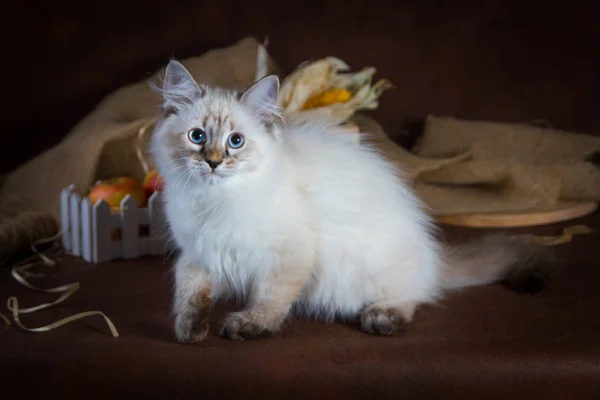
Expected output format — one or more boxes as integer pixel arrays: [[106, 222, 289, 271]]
[[120, 195, 139, 259], [80, 198, 93, 262], [69, 193, 81, 256], [60, 186, 73, 251], [93, 200, 112, 263]]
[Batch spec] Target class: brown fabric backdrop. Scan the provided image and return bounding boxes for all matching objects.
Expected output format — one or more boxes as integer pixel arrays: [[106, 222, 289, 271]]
[[2, 1, 600, 175]]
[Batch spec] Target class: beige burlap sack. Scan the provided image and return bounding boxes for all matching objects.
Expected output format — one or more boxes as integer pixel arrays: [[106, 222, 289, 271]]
[[411, 115, 600, 215]]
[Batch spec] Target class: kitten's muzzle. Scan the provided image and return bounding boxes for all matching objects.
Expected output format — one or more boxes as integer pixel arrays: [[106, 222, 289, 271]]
[[206, 159, 223, 170]]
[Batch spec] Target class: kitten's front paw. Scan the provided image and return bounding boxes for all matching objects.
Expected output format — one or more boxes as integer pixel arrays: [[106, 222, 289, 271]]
[[219, 312, 272, 341], [175, 311, 210, 344], [361, 306, 409, 336]]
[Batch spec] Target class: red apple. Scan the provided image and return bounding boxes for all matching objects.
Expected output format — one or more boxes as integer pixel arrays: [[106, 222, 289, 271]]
[[88, 177, 146, 209], [143, 169, 164, 198]]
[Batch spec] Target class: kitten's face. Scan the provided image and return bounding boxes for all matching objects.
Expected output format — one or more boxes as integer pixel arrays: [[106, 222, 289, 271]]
[[151, 61, 280, 187], [159, 90, 274, 185]]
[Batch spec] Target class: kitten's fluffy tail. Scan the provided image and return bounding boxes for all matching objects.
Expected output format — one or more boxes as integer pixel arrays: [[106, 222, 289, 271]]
[[440, 234, 558, 294]]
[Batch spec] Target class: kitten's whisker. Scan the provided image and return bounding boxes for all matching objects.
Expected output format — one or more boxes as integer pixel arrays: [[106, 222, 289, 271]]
[[161, 156, 186, 166], [161, 160, 192, 177], [160, 157, 188, 172], [162, 165, 188, 175], [183, 169, 194, 188], [175, 171, 190, 189]]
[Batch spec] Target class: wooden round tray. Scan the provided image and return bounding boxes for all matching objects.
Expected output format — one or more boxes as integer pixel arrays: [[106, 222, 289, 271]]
[[435, 201, 598, 228]]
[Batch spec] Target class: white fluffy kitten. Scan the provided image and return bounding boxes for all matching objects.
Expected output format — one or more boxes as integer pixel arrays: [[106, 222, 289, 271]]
[[150, 60, 553, 343]]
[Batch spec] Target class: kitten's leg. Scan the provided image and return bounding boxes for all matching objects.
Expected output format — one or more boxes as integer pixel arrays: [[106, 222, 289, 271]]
[[220, 263, 310, 341], [360, 301, 417, 335], [172, 255, 212, 344]]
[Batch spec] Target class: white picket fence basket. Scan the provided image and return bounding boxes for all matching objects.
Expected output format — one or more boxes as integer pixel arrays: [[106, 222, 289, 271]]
[[60, 184, 167, 263]]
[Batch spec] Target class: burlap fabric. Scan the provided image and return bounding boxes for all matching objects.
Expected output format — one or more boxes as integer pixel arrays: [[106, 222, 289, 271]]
[[411, 116, 600, 215], [0, 37, 598, 264]]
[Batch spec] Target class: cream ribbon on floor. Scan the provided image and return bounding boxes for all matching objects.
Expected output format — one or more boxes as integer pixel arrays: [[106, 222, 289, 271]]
[[0, 232, 119, 337]]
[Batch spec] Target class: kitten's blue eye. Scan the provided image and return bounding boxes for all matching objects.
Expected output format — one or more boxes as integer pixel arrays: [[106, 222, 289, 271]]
[[188, 128, 206, 144], [227, 133, 245, 149]]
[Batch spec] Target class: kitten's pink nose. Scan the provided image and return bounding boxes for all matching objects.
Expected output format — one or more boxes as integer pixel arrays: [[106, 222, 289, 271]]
[[206, 159, 222, 170]]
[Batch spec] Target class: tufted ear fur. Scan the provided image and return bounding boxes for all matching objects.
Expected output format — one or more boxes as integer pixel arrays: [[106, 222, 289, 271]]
[[241, 75, 282, 127], [158, 60, 204, 116]]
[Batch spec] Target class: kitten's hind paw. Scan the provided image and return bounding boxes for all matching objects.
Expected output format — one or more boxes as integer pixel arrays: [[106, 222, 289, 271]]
[[219, 312, 272, 341]]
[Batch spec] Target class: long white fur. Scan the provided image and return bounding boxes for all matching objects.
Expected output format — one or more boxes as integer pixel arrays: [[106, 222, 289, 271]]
[[150, 62, 446, 324]]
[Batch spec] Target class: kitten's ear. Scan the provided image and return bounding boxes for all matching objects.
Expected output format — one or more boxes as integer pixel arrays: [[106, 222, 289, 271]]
[[241, 75, 281, 122], [159, 60, 204, 115]]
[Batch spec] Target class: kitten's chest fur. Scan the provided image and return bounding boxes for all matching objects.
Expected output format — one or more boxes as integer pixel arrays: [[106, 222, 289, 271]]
[[165, 178, 313, 281], [168, 188, 270, 254]]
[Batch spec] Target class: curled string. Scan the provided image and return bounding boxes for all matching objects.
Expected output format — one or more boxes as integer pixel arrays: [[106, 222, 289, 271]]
[[1, 231, 119, 337]]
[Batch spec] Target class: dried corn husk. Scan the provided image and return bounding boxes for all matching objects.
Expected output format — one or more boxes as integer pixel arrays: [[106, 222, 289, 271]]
[[279, 57, 351, 113], [302, 88, 353, 110], [279, 57, 393, 124]]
